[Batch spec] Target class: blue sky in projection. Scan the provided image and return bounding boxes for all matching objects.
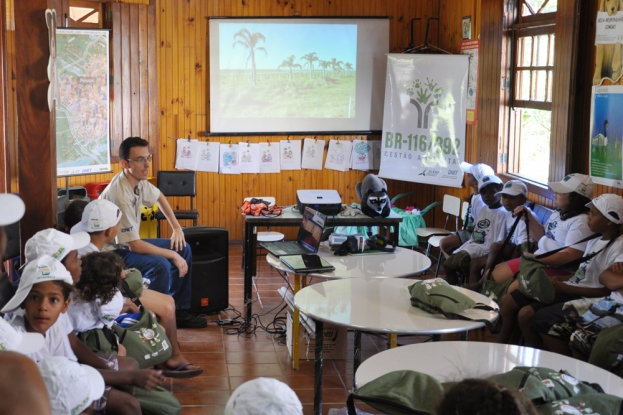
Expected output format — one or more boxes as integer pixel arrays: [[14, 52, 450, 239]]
[[219, 23, 357, 70], [593, 92, 623, 137]]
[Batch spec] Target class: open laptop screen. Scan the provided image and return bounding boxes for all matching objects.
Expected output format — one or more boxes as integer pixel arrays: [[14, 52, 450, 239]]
[[297, 207, 326, 252]]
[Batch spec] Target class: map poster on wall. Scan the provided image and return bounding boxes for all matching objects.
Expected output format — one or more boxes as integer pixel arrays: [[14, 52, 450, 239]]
[[378, 54, 468, 187], [460, 40, 479, 125], [56, 29, 111, 177], [589, 85, 623, 188]]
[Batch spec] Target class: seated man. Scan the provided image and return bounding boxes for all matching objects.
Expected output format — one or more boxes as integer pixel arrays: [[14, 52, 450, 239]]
[[100, 136, 206, 328]]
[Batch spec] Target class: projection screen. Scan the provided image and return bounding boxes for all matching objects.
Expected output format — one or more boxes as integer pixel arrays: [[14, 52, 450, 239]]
[[208, 17, 389, 134]]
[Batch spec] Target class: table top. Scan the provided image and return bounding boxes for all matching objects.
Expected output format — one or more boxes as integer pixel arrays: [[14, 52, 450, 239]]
[[244, 205, 403, 225], [267, 244, 431, 279], [354, 341, 623, 397], [293, 278, 499, 334]]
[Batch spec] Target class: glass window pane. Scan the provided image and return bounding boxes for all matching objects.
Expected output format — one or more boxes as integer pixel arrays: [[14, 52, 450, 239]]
[[535, 35, 549, 67], [535, 70, 547, 101], [541, 0, 557, 13], [518, 37, 533, 67], [549, 34, 555, 65], [517, 109, 551, 183], [547, 70, 553, 102], [69, 7, 98, 24], [517, 70, 531, 100]]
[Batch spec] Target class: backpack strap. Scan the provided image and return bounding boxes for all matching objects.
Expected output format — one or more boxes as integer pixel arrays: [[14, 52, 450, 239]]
[[536, 234, 618, 270], [347, 393, 432, 415], [121, 279, 142, 308]]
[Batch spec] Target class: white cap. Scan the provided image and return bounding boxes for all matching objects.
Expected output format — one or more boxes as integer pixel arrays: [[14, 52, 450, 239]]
[[24, 228, 90, 263], [224, 377, 303, 415], [587, 194, 623, 224], [37, 356, 105, 415], [0, 318, 45, 354], [1, 255, 73, 313], [71, 199, 122, 234], [477, 175, 504, 192], [548, 173, 594, 199], [496, 180, 528, 197], [460, 162, 495, 182], [0, 193, 25, 226]]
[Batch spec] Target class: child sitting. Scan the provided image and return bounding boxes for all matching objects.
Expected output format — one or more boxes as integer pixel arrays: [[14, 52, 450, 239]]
[[439, 162, 494, 258], [498, 193, 623, 346], [443, 175, 506, 285], [72, 198, 203, 378]]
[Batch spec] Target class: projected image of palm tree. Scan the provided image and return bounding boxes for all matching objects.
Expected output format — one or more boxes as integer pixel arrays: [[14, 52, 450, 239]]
[[219, 23, 357, 119]]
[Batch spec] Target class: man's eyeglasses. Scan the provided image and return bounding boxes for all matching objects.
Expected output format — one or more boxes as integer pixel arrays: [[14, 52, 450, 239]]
[[126, 155, 152, 164]]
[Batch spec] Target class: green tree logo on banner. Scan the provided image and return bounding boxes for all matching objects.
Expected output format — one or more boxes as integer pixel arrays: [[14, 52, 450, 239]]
[[406, 78, 444, 129]]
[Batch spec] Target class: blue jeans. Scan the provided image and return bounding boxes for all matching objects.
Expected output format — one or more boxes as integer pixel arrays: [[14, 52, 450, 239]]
[[114, 238, 192, 309]]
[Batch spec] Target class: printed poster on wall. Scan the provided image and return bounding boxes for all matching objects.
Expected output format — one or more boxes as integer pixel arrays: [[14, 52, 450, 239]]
[[460, 40, 479, 124], [594, 10, 623, 85], [378, 54, 468, 187], [589, 85, 623, 188], [196, 141, 220, 172]]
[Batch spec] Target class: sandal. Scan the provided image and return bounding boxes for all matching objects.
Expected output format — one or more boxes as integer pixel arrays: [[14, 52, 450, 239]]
[[157, 362, 204, 379]]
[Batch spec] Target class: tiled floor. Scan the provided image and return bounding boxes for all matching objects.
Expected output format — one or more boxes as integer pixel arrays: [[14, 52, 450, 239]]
[[169, 243, 495, 415]]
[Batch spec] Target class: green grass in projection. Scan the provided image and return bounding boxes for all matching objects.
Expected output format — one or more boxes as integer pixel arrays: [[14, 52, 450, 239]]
[[219, 23, 357, 119]]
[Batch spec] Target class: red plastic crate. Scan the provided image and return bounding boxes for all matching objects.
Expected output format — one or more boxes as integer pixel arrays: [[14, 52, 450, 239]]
[[84, 181, 110, 200]]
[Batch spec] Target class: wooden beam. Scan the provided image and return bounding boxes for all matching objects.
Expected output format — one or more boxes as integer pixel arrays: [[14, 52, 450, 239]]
[[14, 0, 56, 249], [0, 0, 9, 192]]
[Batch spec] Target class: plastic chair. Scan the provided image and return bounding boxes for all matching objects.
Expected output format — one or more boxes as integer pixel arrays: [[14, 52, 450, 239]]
[[243, 197, 284, 308], [390, 191, 442, 248], [415, 194, 462, 270], [427, 200, 470, 277], [155, 171, 199, 237]]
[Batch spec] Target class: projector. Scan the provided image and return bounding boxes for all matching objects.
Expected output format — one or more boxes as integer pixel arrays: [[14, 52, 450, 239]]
[[296, 189, 342, 216]]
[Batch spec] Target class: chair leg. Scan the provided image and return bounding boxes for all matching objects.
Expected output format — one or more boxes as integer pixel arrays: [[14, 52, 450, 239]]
[[433, 250, 444, 278]]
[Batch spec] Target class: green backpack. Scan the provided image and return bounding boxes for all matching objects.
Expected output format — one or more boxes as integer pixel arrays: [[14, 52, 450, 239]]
[[537, 394, 623, 415], [408, 278, 500, 332], [488, 367, 600, 405], [347, 370, 445, 415], [588, 323, 623, 374]]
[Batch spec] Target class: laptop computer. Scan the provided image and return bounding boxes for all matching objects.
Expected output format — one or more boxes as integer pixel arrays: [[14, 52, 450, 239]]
[[260, 207, 326, 257], [280, 254, 335, 273]]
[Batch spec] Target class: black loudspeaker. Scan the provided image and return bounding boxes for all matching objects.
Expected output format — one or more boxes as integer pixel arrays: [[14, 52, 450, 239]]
[[183, 226, 229, 314]]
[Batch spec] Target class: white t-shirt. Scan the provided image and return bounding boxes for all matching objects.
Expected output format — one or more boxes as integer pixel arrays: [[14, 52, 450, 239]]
[[537, 212, 591, 255], [455, 205, 508, 258], [506, 208, 539, 246], [100, 172, 160, 245], [67, 291, 124, 333], [77, 242, 99, 258], [565, 237, 623, 288], [7, 313, 77, 362], [465, 193, 484, 230]]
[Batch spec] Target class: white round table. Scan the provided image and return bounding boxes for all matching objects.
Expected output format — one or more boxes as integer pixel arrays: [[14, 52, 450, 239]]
[[267, 244, 432, 279], [293, 278, 499, 415], [355, 341, 623, 397]]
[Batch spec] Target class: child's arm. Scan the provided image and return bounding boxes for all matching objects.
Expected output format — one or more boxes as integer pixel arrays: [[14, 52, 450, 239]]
[[552, 281, 610, 298], [599, 262, 623, 290], [68, 333, 165, 390]]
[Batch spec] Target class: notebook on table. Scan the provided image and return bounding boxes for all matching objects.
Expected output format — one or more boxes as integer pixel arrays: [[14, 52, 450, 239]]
[[261, 207, 326, 257], [280, 254, 335, 273]]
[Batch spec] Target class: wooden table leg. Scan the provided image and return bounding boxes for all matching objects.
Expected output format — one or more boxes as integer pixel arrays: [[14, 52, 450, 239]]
[[292, 273, 301, 370]]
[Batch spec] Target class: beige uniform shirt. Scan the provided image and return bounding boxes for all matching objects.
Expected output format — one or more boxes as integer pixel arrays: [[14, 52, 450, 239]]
[[100, 172, 160, 245]]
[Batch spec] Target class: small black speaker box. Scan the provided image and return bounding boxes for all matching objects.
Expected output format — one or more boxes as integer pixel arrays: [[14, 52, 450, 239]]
[[183, 226, 229, 314]]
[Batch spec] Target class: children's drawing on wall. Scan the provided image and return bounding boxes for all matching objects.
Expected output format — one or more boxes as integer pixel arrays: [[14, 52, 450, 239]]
[[301, 138, 325, 170], [175, 138, 199, 170], [196, 141, 219, 172], [279, 139, 302, 170], [239, 143, 260, 173], [351, 139, 373, 171], [219, 143, 240, 174], [325, 139, 352, 172], [259, 142, 280, 173], [589, 85, 623, 188], [594, 0, 623, 85]]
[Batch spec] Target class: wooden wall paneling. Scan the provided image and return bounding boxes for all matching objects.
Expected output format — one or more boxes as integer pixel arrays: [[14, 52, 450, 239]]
[[148, 0, 158, 153], [138, 4, 149, 140], [129, 5, 140, 135], [14, 0, 57, 247], [118, 0, 149, 4], [112, 3, 122, 157], [6, 0, 18, 193], [121, 3, 131, 139], [0, 0, 9, 192]]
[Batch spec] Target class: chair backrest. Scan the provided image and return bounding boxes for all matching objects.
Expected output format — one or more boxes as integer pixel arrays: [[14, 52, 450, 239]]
[[244, 196, 276, 206], [442, 195, 462, 216], [461, 201, 470, 228], [157, 171, 196, 197], [532, 203, 555, 226]]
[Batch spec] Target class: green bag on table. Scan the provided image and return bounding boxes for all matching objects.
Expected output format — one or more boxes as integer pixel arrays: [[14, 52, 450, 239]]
[[347, 370, 445, 415]]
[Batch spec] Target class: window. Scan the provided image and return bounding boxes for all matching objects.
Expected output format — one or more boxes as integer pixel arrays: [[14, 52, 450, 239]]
[[68, 1, 103, 28], [507, 0, 557, 184]]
